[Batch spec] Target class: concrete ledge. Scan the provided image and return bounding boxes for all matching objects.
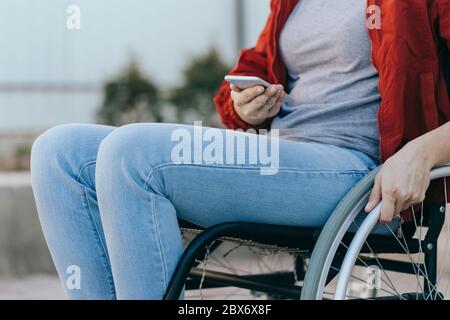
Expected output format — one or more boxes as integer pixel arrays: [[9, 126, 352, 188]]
[[0, 172, 56, 276]]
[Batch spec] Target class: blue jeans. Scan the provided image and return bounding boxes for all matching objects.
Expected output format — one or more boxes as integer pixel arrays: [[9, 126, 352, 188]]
[[30, 123, 378, 300]]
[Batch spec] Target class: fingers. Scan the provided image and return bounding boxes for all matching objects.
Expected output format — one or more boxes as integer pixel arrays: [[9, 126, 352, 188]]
[[380, 188, 397, 223], [395, 191, 426, 214], [366, 173, 398, 223], [248, 85, 283, 112], [266, 88, 284, 111], [394, 190, 414, 215], [230, 84, 241, 93], [232, 86, 266, 107], [365, 158, 431, 224], [378, 186, 426, 223], [231, 84, 284, 126], [255, 88, 284, 118], [365, 174, 382, 213], [267, 92, 285, 118]]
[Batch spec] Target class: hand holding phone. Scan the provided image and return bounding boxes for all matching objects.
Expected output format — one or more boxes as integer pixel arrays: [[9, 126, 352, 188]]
[[224, 75, 272, 90], [225, 75, 286, 126]]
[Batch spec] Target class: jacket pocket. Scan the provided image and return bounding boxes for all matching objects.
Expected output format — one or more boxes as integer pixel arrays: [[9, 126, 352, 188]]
[[420, 72, 440, 130]]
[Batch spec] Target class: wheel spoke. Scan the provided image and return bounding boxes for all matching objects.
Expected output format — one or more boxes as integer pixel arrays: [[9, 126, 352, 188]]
[[351, 221, 402, 296], [415, 204, 435, 298], [302, 166, 450, 300], [385, 223, 428, 296], [339, 240, 403, 298], [433, 179, 449, 300], [330, 266, 403, 299]]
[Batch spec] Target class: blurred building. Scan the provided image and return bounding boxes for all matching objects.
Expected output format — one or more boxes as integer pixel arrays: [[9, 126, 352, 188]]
[[0, 1, 272, 283], [0, 0, 270, 170], [0, 0, 270, 133]]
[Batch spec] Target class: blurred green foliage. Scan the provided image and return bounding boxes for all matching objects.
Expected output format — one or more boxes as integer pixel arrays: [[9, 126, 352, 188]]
[[14, 144, 32, 170], [97, 48, 230, 127], [97, 59, 162, 126], [15, 144, 32, 157], [168, 48, 230, 125]]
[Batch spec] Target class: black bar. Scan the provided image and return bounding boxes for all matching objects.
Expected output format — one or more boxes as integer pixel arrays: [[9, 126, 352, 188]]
[[188, 268, 301, 299], [186, 270, 296, 290], [164, 222, 318, 300]]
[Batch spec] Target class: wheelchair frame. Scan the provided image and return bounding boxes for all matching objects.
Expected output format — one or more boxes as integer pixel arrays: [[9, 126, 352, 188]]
[[164, 58, 450, 300], [163, 168, 448, 301]]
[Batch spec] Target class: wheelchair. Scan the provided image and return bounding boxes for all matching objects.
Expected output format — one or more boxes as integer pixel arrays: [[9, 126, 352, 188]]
[[162, 166, 450, 300], [164, 59, 450, 301]]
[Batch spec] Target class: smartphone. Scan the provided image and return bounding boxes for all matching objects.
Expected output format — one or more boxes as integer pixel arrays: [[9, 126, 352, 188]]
[[225, 75, 293, 104], [224, 75, 272, 90]]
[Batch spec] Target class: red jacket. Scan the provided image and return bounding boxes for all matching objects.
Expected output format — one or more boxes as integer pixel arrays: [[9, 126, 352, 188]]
[[215, 0, 450, 162], [214, 0, 450, 164]]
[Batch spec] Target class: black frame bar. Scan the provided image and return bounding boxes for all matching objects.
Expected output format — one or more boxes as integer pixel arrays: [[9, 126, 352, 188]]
[[164, 204, 446, 300]]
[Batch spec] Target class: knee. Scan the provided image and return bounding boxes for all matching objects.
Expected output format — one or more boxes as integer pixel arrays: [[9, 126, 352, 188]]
[[96, 123, 171, 184], [31, 124, 80, 173], [97, 124, 150, 176], [31, 124, 106, 182]]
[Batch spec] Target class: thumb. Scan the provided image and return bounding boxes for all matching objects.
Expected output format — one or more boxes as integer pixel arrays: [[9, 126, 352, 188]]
[[366, 175, 382, 213], [230, 84, 241, 92]]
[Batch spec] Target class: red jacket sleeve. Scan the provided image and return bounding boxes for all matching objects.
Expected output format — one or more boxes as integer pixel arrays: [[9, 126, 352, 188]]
[[214, 2, 277, 130], [438, 0, 450, 51]]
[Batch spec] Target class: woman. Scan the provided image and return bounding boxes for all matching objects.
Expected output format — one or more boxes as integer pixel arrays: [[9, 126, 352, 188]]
[[31, 0, 450, 299]]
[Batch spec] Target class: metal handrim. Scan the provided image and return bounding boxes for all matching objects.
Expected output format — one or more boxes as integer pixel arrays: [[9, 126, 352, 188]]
[[301, 165, 450, 300]]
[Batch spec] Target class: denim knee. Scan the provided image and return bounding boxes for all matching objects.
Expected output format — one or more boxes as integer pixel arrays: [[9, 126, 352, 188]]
[[31, 124, 111, 187], [31, 124, 82, 179], [96, 123, 172, 192], [97, 124, 152, 185]]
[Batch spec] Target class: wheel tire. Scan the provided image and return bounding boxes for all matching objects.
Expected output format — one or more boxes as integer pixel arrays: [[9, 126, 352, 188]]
[[300, 167, 381, 300]]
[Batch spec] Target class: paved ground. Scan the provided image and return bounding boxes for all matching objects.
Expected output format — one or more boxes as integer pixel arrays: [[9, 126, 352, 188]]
[[0, 275, 257, 300], [0, 275, 64, 300], [0, 172, 30, 187], [1, 234, 448, 300], [1, 273, 449, 300]]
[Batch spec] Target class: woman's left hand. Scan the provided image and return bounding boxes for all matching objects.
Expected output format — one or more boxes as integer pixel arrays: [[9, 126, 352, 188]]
[[365, 140, 435, 223]]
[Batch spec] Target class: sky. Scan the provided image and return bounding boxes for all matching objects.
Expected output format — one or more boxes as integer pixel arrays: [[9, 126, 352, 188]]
[[0, 0, 270, 86], [0, 0, 270, 130]]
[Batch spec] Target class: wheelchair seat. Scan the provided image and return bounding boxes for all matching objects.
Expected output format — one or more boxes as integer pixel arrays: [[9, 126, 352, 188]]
[[166, 61, 450, 300]]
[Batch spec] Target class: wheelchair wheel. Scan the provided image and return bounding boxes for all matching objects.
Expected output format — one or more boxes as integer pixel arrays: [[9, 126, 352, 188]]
[[301, 166, 450, 300], [181, 229, 302, 300]]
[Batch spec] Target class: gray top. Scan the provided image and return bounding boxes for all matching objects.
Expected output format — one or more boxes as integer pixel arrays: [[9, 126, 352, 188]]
[[271, 0, 381, 160]]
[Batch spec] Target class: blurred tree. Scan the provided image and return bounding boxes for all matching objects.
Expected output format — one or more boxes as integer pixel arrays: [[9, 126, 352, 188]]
[[97, 59, 162, 126], [168, 48, 230, 126], [14, 144, 32, 171]]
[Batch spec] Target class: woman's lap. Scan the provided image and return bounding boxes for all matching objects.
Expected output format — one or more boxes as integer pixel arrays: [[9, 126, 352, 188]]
[[31, 122, 379, 299], [33, 122, 378, 228]]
